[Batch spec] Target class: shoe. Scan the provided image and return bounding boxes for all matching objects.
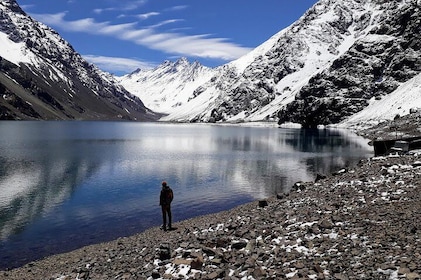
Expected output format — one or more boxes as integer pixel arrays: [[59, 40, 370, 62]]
[[160, 225, 167, 231]]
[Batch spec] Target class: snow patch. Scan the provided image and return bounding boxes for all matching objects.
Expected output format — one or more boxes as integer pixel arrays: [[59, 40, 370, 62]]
[[0, 32, 34, 65], [341, 73, 421, 129]]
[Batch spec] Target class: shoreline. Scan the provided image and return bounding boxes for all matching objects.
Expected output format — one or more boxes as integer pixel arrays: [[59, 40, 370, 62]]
[[0, 122, 374, 271], [3, 115, 420, 279], [2, 150, 421, 279]]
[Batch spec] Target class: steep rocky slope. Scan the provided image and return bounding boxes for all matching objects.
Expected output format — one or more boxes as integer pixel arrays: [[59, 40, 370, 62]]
[[278, 0, 421, 127], [0, 0, 159, 121], [120, 0, 420, 126]]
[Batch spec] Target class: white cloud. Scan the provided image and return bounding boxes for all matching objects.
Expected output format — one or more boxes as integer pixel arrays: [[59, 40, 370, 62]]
[[137, 12, 160, 20], [99, 22, 137, 35], [148, 19, 184, 29], [121, 0, 148, 11], [94, 0, 148, 13], [31, 12, 251, 61], [83, 55, 155, 74], [151, 35, 247, 60], [20, 4, 35, 10], [120, 29, 152, 40], [93, 8, 115, 14], [165, 5, 188, 12]]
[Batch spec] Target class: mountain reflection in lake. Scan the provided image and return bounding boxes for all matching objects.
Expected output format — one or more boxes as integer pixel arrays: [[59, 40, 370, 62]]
[[0, 121, 373, 269]]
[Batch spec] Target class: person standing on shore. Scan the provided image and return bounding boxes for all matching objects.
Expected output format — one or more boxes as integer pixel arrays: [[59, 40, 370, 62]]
[[159, 181, 173, 231]]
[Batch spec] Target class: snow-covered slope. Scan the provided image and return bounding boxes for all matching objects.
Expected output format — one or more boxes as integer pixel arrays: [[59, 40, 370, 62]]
[[0, 32, 37, 65], [121, 0, 420, 126], [119, 58, 215, 114], [278, 0, 421, 127], [340, 72, 421, 129], [0, 0, 159, 121]]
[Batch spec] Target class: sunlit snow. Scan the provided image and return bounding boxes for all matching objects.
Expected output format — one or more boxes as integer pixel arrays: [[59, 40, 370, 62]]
[[340, 73, 421, 129], [0, 32, 35, 65]]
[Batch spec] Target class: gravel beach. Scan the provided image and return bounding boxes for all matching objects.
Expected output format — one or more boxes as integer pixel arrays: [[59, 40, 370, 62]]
[[2, 121, 421, 280]]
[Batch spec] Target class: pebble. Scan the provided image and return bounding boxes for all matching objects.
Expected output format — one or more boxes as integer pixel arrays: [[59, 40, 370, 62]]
[[2, 153, 421, 279]]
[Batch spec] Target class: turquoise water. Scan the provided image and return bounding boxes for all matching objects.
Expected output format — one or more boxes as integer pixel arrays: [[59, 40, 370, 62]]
[[0, 121, 372, 269]]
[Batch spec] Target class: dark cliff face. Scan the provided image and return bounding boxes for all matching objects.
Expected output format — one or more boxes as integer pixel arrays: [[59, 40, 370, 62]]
[[147, 0, 420, 125], [277, 1, 421, 128], [0, 0, 160, 121]]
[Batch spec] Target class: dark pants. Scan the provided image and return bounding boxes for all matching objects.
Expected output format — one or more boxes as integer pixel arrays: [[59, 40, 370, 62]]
[[161, 204, 172, 228]]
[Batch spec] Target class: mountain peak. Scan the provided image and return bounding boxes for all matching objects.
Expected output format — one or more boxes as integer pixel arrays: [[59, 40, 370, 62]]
[[118, 57, 214, 114], [175, 57, 189, 65], [155, 57, 205, 74], [122, 0, 421, 126], [0, 0, 22, 10], [0, 0, 160, 121]]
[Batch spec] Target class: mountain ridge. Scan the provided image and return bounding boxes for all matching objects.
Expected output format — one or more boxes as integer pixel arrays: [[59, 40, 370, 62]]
[[0, 0, 160, 121], [278, 0, 421, 127], [119, 57, 215, 114], [120, 0, 421, 127], [2, 0, 420, 125]]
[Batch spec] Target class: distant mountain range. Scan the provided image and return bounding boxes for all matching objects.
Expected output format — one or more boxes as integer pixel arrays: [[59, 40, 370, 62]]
[[118, 58, 215, 115], [1, 0, 420, 127], [0, 0, 159, 121], [120, 0, 421, 128]]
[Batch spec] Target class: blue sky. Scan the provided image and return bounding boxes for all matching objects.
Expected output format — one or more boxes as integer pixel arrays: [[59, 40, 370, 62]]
[[17, 0, 318, 75]]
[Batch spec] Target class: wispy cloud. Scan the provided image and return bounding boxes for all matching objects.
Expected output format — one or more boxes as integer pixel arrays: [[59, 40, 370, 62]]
[[137, 12, 160, 20], [148, 19, 184, 29], [20, 4, 35, 10], [165, 5, 188, 12], [31, 12, 251, 61], [168, 27, 193, 32], [122, 0, 148, 11], [93, 8, 114, 14], [83, 55, 155, 74], [94, 0, 148, 14]]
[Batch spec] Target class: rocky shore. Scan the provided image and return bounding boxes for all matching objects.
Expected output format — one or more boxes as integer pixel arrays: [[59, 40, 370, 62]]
[[2, 116, 421, 280], [1, 148, 420, 279]]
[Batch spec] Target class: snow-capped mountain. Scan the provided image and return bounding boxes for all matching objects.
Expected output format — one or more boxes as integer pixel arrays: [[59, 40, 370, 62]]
[[119, 58, 215, 114], [0, 0, 159, 121], [120, 0, 420, 127], [277, 0, 421, 128]]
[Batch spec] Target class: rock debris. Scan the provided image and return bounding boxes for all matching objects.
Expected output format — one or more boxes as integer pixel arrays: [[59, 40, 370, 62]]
[[2, 151, 421, 279]]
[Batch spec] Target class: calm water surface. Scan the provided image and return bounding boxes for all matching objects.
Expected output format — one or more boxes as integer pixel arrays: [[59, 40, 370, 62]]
[[0, 121, 373, 269]]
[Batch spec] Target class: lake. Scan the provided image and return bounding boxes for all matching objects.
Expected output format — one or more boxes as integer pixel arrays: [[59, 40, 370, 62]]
[[0, 121, 373, 269]]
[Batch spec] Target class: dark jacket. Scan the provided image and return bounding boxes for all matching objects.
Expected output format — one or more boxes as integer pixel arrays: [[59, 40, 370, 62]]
[[160, 186, 173, 206]]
